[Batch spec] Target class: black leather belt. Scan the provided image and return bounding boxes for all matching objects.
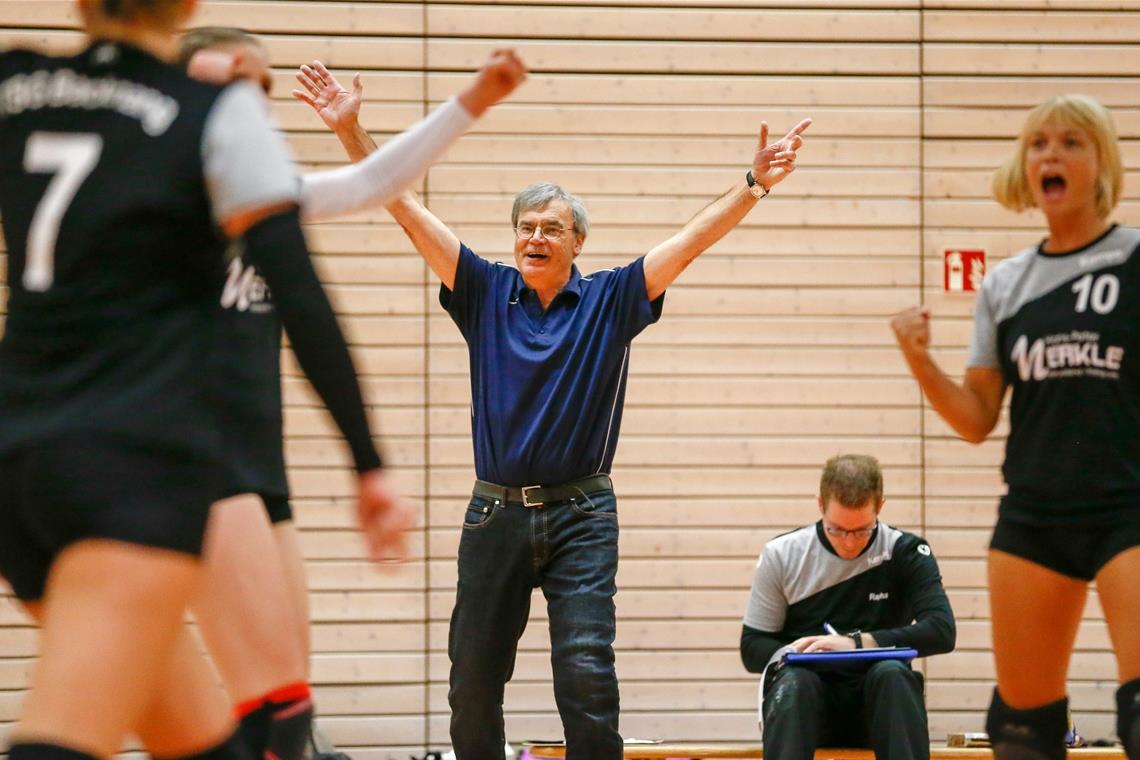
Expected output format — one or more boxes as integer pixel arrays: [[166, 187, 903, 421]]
[[473, 474, 613, 508]]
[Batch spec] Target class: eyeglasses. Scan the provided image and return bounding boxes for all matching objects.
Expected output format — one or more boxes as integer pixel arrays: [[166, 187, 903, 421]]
[[823, 521, 878, 540], [515, 222, 573, 240]]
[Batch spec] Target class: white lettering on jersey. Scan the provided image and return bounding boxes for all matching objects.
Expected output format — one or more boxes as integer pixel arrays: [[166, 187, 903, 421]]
[[868, 592, 889, 601], [0, 68, 179, 136], [220, 257, 272, 313], [1012, 331, 1124, 382]]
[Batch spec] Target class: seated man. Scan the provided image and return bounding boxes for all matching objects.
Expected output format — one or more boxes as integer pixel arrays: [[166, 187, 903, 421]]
[[740, 454, 956, 760]]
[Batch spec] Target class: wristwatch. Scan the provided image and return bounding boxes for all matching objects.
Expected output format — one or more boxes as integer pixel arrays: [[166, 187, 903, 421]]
[[849, 630, 864, 649], [746, 169, 768, 199]]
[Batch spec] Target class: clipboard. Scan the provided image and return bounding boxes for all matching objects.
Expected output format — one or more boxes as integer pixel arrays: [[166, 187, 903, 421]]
[[784, 647, 918, 671]]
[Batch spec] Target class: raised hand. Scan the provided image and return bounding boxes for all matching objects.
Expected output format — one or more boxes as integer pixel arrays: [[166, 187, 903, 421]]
[[752, 117, 812, 193], [455, 48, 528, 118], [292, 60, 362, 133], [355, 469, 416, 564], [890, 306, 933, 358]]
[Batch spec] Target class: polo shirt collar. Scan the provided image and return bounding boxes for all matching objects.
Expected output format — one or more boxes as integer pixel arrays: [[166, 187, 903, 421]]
[[511, 263, 585, 302]]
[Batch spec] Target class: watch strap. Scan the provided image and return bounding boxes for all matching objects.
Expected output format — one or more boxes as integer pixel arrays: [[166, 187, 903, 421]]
[[746, 169, 768, 199]]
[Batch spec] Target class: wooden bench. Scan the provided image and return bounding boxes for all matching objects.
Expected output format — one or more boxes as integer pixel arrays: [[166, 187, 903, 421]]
[[525, 746, 1126, 759]]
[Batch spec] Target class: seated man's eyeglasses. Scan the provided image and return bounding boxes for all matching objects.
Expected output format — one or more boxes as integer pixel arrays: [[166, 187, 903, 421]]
[[823, 521, 878, 540], [515, 222, 573, 239]]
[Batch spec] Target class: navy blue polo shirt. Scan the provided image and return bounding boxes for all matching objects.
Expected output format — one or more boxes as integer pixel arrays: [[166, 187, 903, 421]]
[[442, 243, 664, 486]]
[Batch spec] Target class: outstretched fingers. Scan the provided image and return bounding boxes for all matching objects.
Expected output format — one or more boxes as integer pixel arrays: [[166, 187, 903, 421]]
[[755, 121, 770, 153]]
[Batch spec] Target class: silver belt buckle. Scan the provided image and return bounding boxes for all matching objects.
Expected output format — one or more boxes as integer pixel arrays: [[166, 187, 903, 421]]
[[521, 485, 543, 508]]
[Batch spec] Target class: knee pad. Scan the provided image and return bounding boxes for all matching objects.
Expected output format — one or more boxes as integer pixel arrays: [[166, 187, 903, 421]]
[[985, 689, 1068, 760], [1118, 678, 1140, 760], [8, 743, 99, 760]]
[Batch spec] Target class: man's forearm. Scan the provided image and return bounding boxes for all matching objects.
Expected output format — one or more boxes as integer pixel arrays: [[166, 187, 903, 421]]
[[741, 624, 787, 673], [643, 180, 758, 300], [335, 121, 378, 163], [869, 613, 955, 657]]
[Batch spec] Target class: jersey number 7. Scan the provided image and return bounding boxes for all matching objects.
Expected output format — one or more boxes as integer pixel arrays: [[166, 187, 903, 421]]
[[22, 132, 104, 292]]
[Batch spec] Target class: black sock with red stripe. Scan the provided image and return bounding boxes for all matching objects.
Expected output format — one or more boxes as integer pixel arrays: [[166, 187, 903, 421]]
[[236, 682, 314, 760]]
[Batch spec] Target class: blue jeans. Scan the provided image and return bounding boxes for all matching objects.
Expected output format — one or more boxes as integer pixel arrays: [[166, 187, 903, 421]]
[[448, 486, 621, 760]]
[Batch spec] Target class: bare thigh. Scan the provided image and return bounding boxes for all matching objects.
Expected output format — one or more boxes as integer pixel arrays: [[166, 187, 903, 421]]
[[273, 520, 311, 667], [14, 540, 199, 759], [989, 549, 1088, 708], [1095, 545, 1140, 684], [193, 495, 306, 704]]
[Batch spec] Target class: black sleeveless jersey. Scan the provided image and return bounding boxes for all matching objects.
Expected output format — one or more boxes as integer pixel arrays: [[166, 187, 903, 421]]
[[967, 225, 1140, 523], [0, 41, 299, 459], [214, 247, 288, 499]]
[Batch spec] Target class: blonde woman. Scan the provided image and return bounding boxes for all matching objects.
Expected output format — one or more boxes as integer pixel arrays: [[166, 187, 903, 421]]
[[892, 94, 1139, 760]]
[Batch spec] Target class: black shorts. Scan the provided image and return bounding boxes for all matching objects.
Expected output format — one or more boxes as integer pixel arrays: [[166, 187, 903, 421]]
[[990, 511, 1140, 581], [213, 488, 293, 524], [0, 437, 216, 601]]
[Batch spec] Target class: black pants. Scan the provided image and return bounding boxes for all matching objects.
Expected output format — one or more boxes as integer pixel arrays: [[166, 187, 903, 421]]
[[763, 660, 929, 760]]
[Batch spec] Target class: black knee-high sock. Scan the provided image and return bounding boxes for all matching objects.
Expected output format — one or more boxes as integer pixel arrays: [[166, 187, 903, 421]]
[[1118, 678, 1140, 760], [8, 743, 100, 760]]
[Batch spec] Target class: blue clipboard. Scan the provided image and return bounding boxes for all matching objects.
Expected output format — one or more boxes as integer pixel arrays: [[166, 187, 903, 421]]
[[784, 647, 918, 671]]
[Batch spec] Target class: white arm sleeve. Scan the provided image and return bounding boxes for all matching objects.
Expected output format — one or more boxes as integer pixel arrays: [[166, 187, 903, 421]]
[[202, 82, 300, 223], [299, 97, 474, 223]]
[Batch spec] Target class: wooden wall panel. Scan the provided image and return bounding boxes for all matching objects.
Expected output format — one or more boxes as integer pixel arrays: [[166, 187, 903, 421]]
[[1, 0, 1138, 754]]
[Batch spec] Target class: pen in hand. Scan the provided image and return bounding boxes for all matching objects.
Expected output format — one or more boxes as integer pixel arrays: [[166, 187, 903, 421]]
[[823, 622, 839, 636]]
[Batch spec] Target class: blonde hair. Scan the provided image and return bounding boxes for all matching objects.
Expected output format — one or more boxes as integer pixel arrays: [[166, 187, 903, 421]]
[[992, 94, 1123, 219], [97, 0, 186, 28]]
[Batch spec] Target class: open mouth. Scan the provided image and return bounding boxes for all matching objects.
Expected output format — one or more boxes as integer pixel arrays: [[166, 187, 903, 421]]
[[525, 252, 549, 261], [1041, 174, 1067, 198]]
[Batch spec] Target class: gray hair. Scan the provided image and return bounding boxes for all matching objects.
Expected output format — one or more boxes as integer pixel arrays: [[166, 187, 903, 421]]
[[819, 454, 883, 508], [511, 183, 590, 237]]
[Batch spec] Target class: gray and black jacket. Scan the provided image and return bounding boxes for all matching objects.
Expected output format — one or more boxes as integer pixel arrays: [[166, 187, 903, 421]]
[[740, 521, 955, 674]]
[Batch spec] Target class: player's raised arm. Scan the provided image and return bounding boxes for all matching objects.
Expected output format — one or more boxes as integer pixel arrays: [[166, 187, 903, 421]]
[[292, 50, 526, 223]]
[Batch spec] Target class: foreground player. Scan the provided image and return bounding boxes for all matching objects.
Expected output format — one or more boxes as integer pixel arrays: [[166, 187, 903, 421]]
[[176, 27, 526, 760], [0, 2, 409, 760], [891, 94, 1140, 760]]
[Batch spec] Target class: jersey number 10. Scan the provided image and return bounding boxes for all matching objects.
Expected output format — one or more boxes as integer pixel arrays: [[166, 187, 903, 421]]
[[22, 132, 105, 292], [1071, 272, 1120, 315]]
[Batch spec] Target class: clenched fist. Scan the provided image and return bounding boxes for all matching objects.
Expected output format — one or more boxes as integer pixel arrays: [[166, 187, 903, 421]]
[[457, 48, 528, 118], [890, 306, 932, 358]]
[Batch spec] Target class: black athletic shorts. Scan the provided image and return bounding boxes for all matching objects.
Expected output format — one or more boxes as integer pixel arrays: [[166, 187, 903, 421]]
[[0, 436, 216, 601], [990, 511, 1140, 581], [214, 490, 292, 523]]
